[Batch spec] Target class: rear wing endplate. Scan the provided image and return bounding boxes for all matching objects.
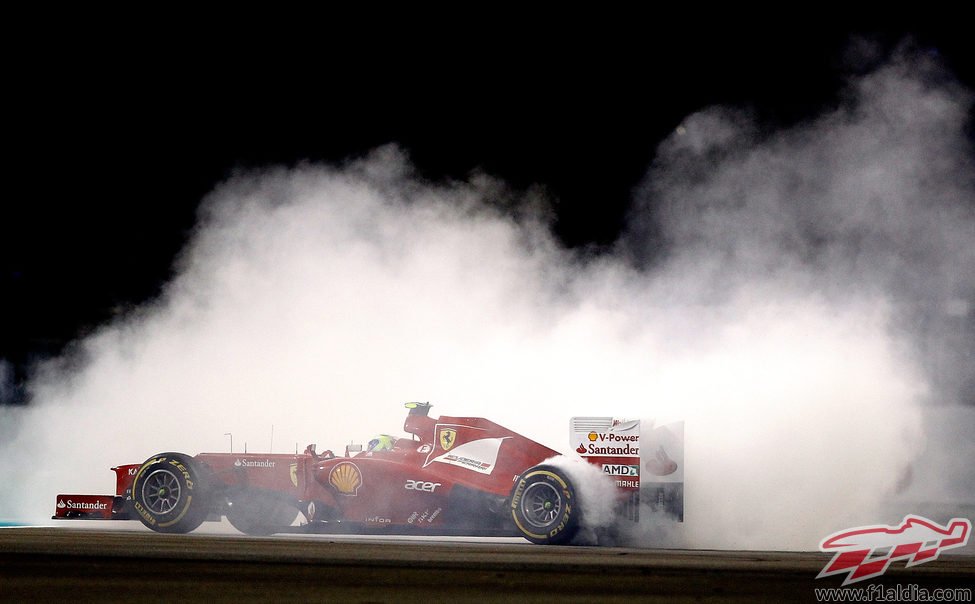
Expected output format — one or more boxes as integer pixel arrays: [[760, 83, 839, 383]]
[[570, 417, 684, 522]]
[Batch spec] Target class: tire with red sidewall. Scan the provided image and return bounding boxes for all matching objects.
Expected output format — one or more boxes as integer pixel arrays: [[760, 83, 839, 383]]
[[510, 465, 579, 545], [130, 452, 210, 534]]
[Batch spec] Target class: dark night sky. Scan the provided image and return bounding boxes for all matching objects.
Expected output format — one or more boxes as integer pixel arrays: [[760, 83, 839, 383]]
[[3, 17, 973, 403]]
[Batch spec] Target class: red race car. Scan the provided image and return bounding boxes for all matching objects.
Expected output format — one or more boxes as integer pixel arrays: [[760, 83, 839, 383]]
[[53, 402, 683, 544]]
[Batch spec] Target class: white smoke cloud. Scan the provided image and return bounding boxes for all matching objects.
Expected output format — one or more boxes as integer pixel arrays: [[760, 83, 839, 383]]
[[618, 44, 974, 545], [626, 47, 975, 406], [1, 45, 971, 550]]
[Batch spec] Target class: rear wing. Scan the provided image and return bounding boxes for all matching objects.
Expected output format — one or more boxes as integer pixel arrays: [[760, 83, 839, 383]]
[[570, 417, 684, 522]]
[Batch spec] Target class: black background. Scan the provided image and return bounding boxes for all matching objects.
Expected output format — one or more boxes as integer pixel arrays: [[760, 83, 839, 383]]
[[3, 15, 973, 404]]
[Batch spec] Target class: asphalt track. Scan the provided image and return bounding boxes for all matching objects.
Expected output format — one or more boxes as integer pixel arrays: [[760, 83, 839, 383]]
[[2, 527, 973, 603]]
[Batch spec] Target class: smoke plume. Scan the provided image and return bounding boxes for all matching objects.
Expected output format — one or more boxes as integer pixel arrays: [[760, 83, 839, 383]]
[[0, 45, 972, 550], [0, 360, 12, 407]]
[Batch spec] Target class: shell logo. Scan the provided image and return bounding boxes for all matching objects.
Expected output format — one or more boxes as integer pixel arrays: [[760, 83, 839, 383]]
[[329, 462, 362, 496], [588, 432, 598, 442]]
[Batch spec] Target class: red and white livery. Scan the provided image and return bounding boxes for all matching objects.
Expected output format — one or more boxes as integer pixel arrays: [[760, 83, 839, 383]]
[[54, 402, 684, 544]]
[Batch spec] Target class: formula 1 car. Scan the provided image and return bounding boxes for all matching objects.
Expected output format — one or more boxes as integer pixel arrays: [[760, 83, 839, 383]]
[[53, 403, 683, 544]]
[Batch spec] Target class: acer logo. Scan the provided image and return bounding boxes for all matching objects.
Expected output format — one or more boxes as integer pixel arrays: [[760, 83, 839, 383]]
[[405, 479, 442, 493]]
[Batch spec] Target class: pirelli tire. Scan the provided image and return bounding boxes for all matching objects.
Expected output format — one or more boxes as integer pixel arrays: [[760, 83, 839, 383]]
[[510, 465, 580, 545], [130, 452, 210, 534]]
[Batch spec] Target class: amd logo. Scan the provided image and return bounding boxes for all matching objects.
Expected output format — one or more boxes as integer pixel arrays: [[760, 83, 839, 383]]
[[404, 479, 442, 493]]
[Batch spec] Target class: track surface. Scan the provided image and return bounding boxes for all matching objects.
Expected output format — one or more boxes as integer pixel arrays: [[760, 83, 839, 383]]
[[2, 527, 973, 602]]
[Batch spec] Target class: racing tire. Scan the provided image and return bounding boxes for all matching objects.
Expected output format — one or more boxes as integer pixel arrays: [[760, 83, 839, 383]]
[[226, 489, 299, 536], [130, 452, 210, 534], [510, 465, 580, 545]]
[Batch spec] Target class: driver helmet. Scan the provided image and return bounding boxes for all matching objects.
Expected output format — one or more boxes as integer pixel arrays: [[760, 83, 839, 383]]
[[367, 434, 397, 452]]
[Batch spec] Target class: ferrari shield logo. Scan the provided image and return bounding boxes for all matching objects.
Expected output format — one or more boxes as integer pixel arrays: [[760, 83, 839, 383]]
[[439, 428, 457, 451]]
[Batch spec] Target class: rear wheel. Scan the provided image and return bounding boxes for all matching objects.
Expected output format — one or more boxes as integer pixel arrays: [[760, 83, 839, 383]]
[[226, 489, 299, 536], [510, 465, 579, 545], [131, 452, 210, 534]]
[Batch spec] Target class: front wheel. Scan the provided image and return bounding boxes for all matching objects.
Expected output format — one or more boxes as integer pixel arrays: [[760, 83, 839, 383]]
[[130, 452, 210, 534], [510, 465, 579, 545]]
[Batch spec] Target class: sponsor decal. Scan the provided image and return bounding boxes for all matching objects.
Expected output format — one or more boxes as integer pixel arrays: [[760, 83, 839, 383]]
[[404, 479, 442, 493], [426, 436, 510, 475], [417, 444, 432, 454], [408, 507, 443, 524], [57, 499, 109, 511], [328, 462, 362, 496], [133, 500, 155, 525], [234, 458, 276, 468], [578, 442, 640, 456], [577, 431, 641, 456], [289, 463, 298, 487], [510, 479, 527, 509], [365, 516, 391, 524], [438, 428, 457, 451], [602, 464, 640, 477], [170, 459, 194, 489], [594, 432, 639, 443], [551, 506, 572, 538], [817, 515, 971, 585], [442, 455, 491, 472]]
